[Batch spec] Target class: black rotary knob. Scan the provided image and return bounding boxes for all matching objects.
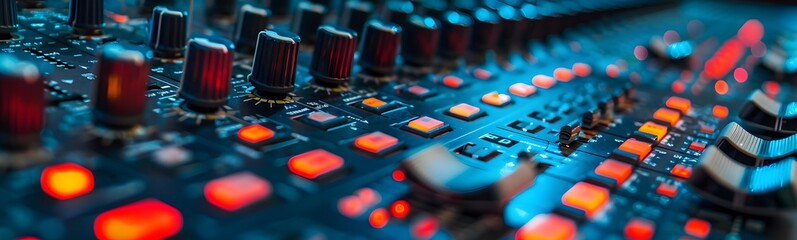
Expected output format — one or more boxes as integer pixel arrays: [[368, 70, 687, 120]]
[[340, 0, 373, 37], [206, 0, 235, 19], [358, 19, 402, 77], [292, 1, 327, 44], [141, 0, 173, 14], [438, 11, 473, 61], [68, 0, 104, 36], [234, 4, 271, 53], [264, 0, 289, 18], [310, 24, 358, 86], [496, 4, 523, 52], [469, 7, 501, 53], [249, 30, 301, 98], [93, 43, 152, 129], [0, 0, 18, 40], [178, 37, 235, 112], [0, 54, 44, 150], [149, 7, 188, 58], [402, 15, 440, 67], [385, 0, 414, 28]]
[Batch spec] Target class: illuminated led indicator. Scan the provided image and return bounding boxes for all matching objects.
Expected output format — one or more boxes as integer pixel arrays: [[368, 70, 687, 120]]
[[473, 68, 492, 80], [238, 125, 275, 144], [572, 63, 592, 77], [733, 68, 748, 82], [634, 45, 648, 60], [338, 196, 365, 218], [672, 81, 686, 94], [624, 218, 655, 240], [361, 97, 387, 108], [412, 217, 439, 239], [671, 164, 692, 179], [288, 149, 344, 179], [689, 142, 707, 152], [356, 187, 381, 206], [764, 81, 780, 95], [16, 236, 40, 240], [41, 163, 95, 200], [392, 170, 406, 181], [639, 121, 668, 141], [561, 182, 609, 218], [712, 105, 729, 119], [442, 75, 463, 88], [354, 131, 399, 153], [516, 214, 576, 240], [738, 19, 764, 46], [554, 68, 574, 82], [594, 159, 633, 185], [656, 182, 678, 197], [408, 85, 430, 95], [94, 199, 183, 240], [606, 64, 620, 78], [509, 83, 537, 97], [307, 112, 338, 123], [449, 103, 482, 118], [481, 91, 511, 106], [684, 218, 710, 238], [204, 172, 271, 211], [665, 96, 691, 114], [714, 80, 728, 95], [653, 108, 681, 126], [618, 138, 653, 161], [369, 208, 390, 228], [390, 200, 410, 218], [408, 116, 445, 133], [532, 75, 556, 89]]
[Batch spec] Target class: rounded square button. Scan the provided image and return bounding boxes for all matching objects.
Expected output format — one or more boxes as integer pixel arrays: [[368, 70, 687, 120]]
[[653, 108, 681, 126], [561, 182, 609, 218], [238, 125, 275, 144], [408, 116, 444, 133], [354, 132, 400, 154], [516, 214, 576, 240], [638, 121, 668, 142], [665, 96, 691, 114], [481, 91, 511, 107], [204, 172, 271, 211], [442, 76, 464, 89], [362, 98, 387, 108], [288, 149, 344, 180], [594, 159, 633, 185], [618, 138, 653, 161], [94, 199, 183, 240], [447, 103, 483, 120], [509, 83, 537, 97]]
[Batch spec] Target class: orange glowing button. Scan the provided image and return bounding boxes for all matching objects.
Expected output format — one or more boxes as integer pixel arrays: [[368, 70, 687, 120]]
[[572, 63, 592, 77], [638, 121, 668, 142], [41, 163, 94, 200], [532, 75, 556, 89], [712, 105, 729, 119], [354, 131, 399, 153], [671, 164, 692, 178], [390, 200, 410, 218], [561, 182, 610, 218], [656, 182, 678, 197], [238, 125, 275, 144], [618, 138, 653, 161], [554, 68, 575, 82], [204, 172, 271, 211], [369, 208, 390, 228], [408, 116, 445, 133], [624, 218, 655, 240], [653, 108, 681, 126], [288, 149, 344, 179], [509, 83, 537, 97], [307, 111, 338, 123], [449, 103, 482, 118], [94, 199, 183, 240], [442, 75, 464, 89], [481, 91, 511, 106], [338, 196, 365, 218], [362, 97, 387, 108], [408, 85, 430, 95], [356, 187, 381, 206], [665, 96, 691, 114], [689, 142, 707, 152], [516, 214, 576, 240], [473, 68, 492, 80], [684, 218, 710, 238], [594, 159, 633, 185]]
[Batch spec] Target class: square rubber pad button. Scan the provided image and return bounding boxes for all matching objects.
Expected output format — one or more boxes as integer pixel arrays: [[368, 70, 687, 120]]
[[354, 131, 402, 154], [358, 97, 398, 114], [445, 103, 485, 121], [402, 116, 451, 138], [302, 112, 347, 130], [204, 171, 271, 211], [288, 149, 344, 180]]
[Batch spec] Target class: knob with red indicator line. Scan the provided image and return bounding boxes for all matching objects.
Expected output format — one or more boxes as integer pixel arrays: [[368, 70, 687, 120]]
[[402, 15, 440, 68], [178, 37, 235, 113], [0, 54, 44, 150], [93, 43, 153, 129], [249, 29, 301, 98], [68, 0, 104, 36], [310, 24, 358, 87], [0, 0, 19, 40], [149, 7, 188, 58], [358, 19, 402, 77]]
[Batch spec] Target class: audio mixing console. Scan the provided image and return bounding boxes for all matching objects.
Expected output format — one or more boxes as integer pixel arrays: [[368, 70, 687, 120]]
[[0, 0, 796, 239]]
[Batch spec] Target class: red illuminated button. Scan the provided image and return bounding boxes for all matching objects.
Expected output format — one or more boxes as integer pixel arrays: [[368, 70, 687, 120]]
[[653, 108, 681, 126], [713, 105, 729, 119], [41, 163, 94, 200], [338, 196, 365, 218], [665, 96, 691, 114], [572, 63, 592, 77], [473, 68, 492, 80], [288, 149, 344, 180], [638, 121, 668, 142], [481, 91, 511, 107], [305, 111, 346, 130], [354, 131, 400, 154], [624, 218, 655, 240], [509, 83, 537, 97], [554, 68, 575, 82], [532, 75, 556, 89], [369, 208, 390, 228], [408, 116, 444, 133], [359, 97, 396, 114], [671, 164, 692, 178], [684, 218, 710, 238], [406, 85, 435, 99], [594, 159, 633, 185], [204, 172, 271, 211], [689, 142, 706, 152], [561, 182, 610, 218], [618, 138, 653, 161], [700, 125, 716, 134], [442, 75, 464, 89], [94, 199, 183, 240], [362, 97, 387, 108], [390, 200, 410, 218], [656, 182, 678, 198], [516, 214, 576, 240], [447, 103, 483, 120], [238, 124, 275, 144], [308, 111, 338, 123]]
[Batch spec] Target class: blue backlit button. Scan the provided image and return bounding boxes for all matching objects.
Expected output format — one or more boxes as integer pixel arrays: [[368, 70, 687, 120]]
[[402, 116, 451, 138], [481, 91, 511, 107], [404, 85, 437, 100], [445, 103, 485, 121], [358, 97, 398, 114], [302, 111, 348, 130]]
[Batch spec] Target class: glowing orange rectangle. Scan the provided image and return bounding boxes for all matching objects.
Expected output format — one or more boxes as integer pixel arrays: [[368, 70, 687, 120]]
[[449, 103, 481, 118], [408, 116, 444, 133], [288, 149, 344, 179], [204, 172, 271, 211], [94, 199, 183, 240], [516, 214, 576, 240], [665, 96, 691, 113], [362, 97, 387, 108], [561, 182, 610, 218], [618, 138, 653, 160], [638, 121, 668, 141], [594, 159, 633, 185], [653, 108, 681, 126], [354, 132, 399, 153]]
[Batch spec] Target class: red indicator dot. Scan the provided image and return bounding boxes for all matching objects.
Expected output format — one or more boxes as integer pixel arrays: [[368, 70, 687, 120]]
[[634, 46, 648, 60], [473, 68, 492, 80], [338, 196, 365, 218], [572, 63, 592, 77], [411, 216, 439, 239], [733, 68, 748, 83], [714, 80, 728, 95], [41, 163, 95, 200], [672, 81, 686, 94], [685, 218, 711, 238], [554, 68, 575, 82], [390, 200, 410, 218], [625, 218, 655, 240], [671, 164, 693, 179], [356, 188, 381, 206], [764, 81, 780, 95], [369, 208, 390, 228], [606, 64, 620, 78], [392, 170, 406, 182], [712, 105, 729, 119]]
